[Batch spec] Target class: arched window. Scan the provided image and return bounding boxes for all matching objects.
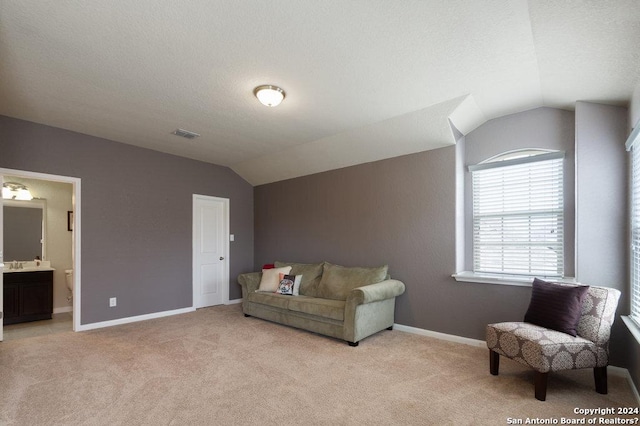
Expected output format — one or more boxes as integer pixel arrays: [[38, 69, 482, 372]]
[[469, 149, 565, 277]]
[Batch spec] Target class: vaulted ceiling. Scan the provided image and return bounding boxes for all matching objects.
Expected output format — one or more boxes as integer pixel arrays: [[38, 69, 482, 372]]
[[1, 1, 639, 185]]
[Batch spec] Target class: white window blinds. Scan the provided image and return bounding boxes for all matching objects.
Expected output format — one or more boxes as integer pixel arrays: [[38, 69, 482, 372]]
[[628, 125, 640, 326], [470, 151, 565, 277]]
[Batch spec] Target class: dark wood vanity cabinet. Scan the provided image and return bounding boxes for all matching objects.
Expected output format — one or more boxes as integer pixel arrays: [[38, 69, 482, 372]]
[[3, 271, 53, 325]]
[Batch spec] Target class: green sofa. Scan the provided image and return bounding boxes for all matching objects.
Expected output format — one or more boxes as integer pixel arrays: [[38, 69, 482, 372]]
[[237, 261, 405, 346]]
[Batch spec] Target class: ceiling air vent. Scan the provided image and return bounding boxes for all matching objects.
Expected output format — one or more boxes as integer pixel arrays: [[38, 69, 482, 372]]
[[172, 128, 200, 139]]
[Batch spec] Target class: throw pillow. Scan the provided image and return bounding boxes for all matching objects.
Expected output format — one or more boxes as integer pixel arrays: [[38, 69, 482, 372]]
[[317, 262, 388, 301], [274, 261, 325, 297], [257, 266, 292, 292], [523, 278, 589, 337], [276, 274, 302, 296]]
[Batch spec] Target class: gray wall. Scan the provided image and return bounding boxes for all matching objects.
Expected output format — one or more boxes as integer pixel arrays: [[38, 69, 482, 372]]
[[574, 102, 629, 368], [254, 106, 634, 370], [0, 115, 254, 324], [255, 144, 480, 334], [575, 102, 627, 288], [631, 83, 640, 131]]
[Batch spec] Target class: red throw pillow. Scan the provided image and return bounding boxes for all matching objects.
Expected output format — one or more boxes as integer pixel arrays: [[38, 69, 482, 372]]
[[262, 263, 275, 270]]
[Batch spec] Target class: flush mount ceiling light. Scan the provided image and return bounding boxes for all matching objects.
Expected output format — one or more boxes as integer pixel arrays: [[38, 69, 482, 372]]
[[2, 182, 34, 200], [254, 85, 286, 107]]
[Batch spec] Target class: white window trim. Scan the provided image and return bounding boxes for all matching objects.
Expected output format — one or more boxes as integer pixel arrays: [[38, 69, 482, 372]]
[[622, 316, 640, 346], [467, 149, 565, 278], [452, 271, 576, 287], [468, 150, 564, 172], [625, 120, 640, 345]]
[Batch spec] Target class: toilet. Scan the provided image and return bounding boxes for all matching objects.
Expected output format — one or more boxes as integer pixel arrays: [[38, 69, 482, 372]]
[[65, 269, 73, 298]]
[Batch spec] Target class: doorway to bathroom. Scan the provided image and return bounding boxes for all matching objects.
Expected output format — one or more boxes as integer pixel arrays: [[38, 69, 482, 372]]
[[0, 168, 81, 342]]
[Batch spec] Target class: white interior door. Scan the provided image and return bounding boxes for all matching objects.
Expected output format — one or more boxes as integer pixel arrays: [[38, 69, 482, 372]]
[[193, 195, 229, 308]]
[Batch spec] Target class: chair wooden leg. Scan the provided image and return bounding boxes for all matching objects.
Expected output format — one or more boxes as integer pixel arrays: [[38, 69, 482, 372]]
[[534, 372, 548, 401], [594, 366, 608, 394], [489, 350, 500, 375]]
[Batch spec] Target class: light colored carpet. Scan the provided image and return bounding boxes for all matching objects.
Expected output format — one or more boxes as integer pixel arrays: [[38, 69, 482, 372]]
[[0, 304, 637, 425]]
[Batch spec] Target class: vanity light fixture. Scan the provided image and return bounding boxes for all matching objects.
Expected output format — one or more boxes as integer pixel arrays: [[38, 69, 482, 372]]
[[254, 85, 286, 107], [2, 182, 34, 200]]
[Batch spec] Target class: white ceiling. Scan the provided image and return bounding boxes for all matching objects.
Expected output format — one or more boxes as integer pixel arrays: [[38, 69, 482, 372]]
[[1, 1, 639, 185]]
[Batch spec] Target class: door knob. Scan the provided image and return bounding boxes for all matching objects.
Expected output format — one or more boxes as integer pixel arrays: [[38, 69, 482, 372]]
[[219, 256, 225, 260]]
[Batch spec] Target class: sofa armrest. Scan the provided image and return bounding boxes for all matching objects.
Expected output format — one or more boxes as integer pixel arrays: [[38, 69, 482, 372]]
[[237, 272, 262, 297], [347, 279, 405, 306], [343, 279, 405, 343]]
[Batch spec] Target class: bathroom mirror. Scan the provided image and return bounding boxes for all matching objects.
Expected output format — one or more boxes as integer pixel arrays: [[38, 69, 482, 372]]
[[3, 199, 47, 262]]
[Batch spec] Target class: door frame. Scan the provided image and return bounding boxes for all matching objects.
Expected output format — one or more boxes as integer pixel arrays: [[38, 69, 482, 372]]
[[0, 168, 81, 333], [192, 194, 230, 308]]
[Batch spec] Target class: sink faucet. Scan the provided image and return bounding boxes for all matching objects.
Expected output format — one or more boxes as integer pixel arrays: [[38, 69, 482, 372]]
[[8, 261, 24, 270]]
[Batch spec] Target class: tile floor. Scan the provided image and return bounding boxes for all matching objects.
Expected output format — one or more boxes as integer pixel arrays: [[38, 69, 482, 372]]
[[3, 312, 73, 341]]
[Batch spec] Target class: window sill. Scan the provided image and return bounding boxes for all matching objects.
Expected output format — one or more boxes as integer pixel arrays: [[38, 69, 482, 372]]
[[451, 271, 577, 287], [622, 316, 640, 346]]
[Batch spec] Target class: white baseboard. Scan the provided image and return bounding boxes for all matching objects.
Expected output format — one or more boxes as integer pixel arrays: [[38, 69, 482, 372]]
[[76, 307, 196, 332], [395, 323, 640, 406], [53, 306, 73, 314], [609, 366, 640, 406], [76, 301, 240, 332], [393, 323, 486, 348]]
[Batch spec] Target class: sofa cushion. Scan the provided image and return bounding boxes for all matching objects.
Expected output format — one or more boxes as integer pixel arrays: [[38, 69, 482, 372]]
[[317, 263, 388, 301], [274, 261, 324, 297], [258, 266, 292, 292], [247, 291, 292, 310], [287, 296, 345, 322], [524, 278, 589, 337]]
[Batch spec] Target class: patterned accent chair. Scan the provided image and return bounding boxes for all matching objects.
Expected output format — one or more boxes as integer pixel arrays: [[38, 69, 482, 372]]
[[486, 285, 621, 401]]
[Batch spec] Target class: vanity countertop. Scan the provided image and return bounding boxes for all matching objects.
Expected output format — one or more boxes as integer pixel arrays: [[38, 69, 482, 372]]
[[2, 260, 55, 273], [3, 267, 56, 273]]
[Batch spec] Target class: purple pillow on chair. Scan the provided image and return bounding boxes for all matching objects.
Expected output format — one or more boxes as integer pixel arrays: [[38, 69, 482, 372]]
[[523, 278, 589, 337]]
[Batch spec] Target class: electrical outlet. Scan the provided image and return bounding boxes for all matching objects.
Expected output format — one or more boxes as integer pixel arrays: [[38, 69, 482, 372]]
[[109, 297, 117, 307]]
